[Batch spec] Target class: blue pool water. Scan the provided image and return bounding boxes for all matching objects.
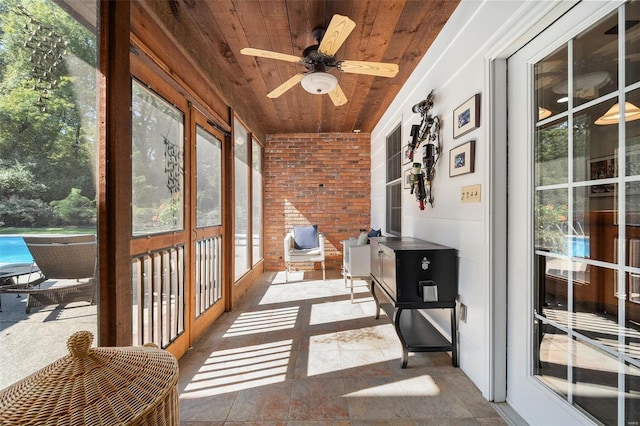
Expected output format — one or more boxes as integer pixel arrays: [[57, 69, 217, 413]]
[[0, 236, 33, 266]]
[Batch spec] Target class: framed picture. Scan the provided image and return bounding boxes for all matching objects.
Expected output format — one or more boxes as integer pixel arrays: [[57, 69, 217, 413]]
[[589, 155, 615, 197], [402, 144, 412, 165], [453, 94, 480, 139], [449, 140, 475, 177], [404, 169, 412, 189]]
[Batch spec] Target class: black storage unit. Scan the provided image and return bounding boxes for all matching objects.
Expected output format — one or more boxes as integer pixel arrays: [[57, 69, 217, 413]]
[[369, 236, 458, 368]]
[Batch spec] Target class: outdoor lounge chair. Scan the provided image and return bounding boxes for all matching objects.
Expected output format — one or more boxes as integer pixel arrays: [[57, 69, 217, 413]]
[[5, 235, 97, 313], [0, 263, 44, 312]]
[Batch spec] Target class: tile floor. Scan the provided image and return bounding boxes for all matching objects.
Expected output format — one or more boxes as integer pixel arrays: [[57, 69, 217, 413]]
[[178, 270, 509, 425]]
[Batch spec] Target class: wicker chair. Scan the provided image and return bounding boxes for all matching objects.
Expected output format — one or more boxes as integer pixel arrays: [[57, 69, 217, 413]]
[[284, 225, 325, 281], [8, 235, 97, 313]]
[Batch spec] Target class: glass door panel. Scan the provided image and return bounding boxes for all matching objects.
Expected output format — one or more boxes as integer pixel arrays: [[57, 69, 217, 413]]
[[252, 137, 263, 266], [130, 79, 187, 350], [131, 80, 185, 235], [234, 120, 250, 280], [194, 118, 224, 319], [530, 2, 640, 424]]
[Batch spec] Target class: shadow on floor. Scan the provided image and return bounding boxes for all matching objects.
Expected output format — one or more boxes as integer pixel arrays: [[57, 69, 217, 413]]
[[178, 270, 508, 425]]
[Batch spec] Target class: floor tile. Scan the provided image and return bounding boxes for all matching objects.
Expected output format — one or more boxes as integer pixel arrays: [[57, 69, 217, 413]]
[[178, 273, 508, 425], [288, 377, 350, 421]]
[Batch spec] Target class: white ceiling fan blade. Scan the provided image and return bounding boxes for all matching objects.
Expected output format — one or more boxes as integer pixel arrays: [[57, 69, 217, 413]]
[[339, 60, 399, 78], [241, 47, 301, 63], [267, 74, 305, 98], [328, 84, 348, 106], [318, 14, 356, 56]]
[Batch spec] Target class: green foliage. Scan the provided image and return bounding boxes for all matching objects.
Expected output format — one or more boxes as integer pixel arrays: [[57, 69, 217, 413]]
[[0, 0, 97, 214], [51, 187, 95, 225], [0, 195, 56, 227], [535, 202, 568, 253], [157, 198, 181, 228], [0, 160, 46, 198]]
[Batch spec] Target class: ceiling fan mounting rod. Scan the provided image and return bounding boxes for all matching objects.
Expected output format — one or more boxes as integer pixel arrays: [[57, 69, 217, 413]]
[[311, 27, 326, 44]]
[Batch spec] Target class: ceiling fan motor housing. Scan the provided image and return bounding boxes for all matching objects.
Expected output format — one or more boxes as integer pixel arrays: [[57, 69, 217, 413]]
[[302, 45, 338, 71], [301, 43, 339, 94]]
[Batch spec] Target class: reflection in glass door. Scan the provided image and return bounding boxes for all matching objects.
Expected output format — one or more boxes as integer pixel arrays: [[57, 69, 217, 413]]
[[533, 2, 640, 424]]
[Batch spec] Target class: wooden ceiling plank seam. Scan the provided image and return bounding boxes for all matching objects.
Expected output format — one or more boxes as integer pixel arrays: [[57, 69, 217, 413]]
[[281, 0, 325, 133], [257, 0, 300, 129], [400, 1, 458, 80], [381, 0, 440, 65], [363, 0, 406, 63], [335, 0, 381, 132], [319, 0, 368, 131], [184, 1, 266, 101], [354, 0, 453, 131], [207, 0, 281, 134], [134, 0, 265, 138], [339, 0, 404, 132], [235, 0, 297, 130], [385, 1, 459, 86], [323, 0, 354, 132]]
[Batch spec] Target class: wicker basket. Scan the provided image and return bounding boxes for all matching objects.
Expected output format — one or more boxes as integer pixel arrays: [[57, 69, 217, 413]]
[[0, 331, 179, 425]]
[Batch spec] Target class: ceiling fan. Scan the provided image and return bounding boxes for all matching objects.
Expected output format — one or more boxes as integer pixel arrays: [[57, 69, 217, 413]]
[[241, 14, 399, 106]]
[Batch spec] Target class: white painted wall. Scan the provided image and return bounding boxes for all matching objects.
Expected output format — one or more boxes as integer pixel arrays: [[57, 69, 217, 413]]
[[370, 0, 565, 400]]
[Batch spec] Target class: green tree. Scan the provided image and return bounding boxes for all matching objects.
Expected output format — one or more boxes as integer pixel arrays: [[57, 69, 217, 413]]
[[51, 187, 95, 224], [0, 0, 96, 208]]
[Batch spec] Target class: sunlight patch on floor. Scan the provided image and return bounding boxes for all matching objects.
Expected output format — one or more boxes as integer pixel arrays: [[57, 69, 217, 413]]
[[309, 299, 369, 325], [343, 375, 441, 397], [181, 339, 294, 397], [223, 306, 299, 337]]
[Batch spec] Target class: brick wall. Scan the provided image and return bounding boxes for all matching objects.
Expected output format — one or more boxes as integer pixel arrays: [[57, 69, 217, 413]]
[[264, 132, 371, 272]]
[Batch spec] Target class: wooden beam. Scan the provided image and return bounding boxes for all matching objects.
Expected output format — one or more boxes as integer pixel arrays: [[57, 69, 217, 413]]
[[99, 0, 132, 346]]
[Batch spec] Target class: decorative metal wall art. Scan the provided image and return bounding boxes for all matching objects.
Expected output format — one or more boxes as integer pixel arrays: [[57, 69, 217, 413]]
[[407, 90, 441, 209]]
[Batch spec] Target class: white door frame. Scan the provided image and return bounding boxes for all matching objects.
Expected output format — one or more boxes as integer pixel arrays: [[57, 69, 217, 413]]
[[483, 0, 581, 404], [502, 1, 624, 423]]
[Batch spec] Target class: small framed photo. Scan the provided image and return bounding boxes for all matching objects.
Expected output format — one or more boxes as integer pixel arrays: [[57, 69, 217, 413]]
[[449, 140, 475, 177], [404, 169, 412, 189], [402, 144, 412, 165], [453, 94, 480, 139]]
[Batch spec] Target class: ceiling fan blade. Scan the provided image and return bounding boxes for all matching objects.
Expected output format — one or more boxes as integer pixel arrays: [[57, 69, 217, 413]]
[[240, 47, 301, 63], [267, 74, 304, 98], [318, 14, 356, 56], [328, 84, 348, 106], [339, 60, 399, 78]]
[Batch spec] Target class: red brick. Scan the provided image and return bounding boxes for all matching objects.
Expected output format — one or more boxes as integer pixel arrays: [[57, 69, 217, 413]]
[[264, 132, 371, 272]]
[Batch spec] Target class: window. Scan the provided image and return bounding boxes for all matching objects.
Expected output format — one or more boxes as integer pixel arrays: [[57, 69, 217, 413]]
[[234, 120, 250, 279], [196, 125, 222, 227], [252, 137, 263, 265], [533, 2, 640, 423], [386, 124, 402, 235], [131, 80, 184, 236]]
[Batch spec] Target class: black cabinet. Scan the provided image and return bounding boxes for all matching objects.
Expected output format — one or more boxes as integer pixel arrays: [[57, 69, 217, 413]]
[[369, 236, 458, 368]]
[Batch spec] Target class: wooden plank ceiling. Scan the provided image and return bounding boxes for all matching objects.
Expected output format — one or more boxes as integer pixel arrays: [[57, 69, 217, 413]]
[[163, 0, 459, 134]]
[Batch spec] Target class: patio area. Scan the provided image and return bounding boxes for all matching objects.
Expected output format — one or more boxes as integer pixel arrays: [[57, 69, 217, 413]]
[[0, 277, 97, 389], [177, 271, 515, 424]]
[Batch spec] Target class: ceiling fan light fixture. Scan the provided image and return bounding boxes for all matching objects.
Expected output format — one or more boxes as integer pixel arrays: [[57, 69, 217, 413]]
[[301, 72, 337, 95]]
